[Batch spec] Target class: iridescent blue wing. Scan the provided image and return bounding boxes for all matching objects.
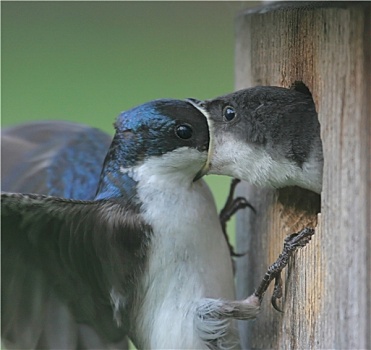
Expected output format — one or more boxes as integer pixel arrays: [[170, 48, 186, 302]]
[[1, 121, 129, 349], [1, 121, 111, 198]]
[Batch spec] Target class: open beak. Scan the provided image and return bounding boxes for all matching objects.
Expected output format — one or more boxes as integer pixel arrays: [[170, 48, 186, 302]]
[[186, 98, 214, 182]]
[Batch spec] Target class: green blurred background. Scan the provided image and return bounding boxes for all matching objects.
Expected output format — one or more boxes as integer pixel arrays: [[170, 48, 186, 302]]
[[2, 2, 259, 348], [2, 1, 256, 243]]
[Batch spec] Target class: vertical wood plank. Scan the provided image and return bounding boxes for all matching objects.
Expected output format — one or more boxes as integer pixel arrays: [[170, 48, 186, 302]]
[[235, 2, 370, 349]]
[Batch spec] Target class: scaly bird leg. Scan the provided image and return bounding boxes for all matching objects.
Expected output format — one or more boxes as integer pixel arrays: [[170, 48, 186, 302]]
[[196, 227, 315, 328], [253, 227, 315, 310], [219, 178, 256, 257]]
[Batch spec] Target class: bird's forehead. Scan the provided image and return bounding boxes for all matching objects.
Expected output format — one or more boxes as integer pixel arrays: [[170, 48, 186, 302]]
[[116, 102, 173, 131], [205, 91, 250, 111], [115, 99, 208, 132]]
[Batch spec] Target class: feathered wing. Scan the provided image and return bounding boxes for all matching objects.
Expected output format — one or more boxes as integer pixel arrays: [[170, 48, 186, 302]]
[[1, 121, 124, 349], [1, 193, 151, 349], [1, 121, 111, 198]]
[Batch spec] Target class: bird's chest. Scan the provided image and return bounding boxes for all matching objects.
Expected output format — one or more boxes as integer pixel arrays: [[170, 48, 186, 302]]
[[130, 181, 235, 348]]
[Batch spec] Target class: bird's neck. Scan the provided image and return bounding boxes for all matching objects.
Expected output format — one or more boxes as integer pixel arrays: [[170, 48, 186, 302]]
[[95, 146, 203, 202]]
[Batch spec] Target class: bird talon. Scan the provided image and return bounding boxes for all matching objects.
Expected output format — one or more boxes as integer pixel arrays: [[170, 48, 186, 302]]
[[219, 178, 256, 258], [253, 227, 315, 312], [270, 273, 283, 312], [271, 296, 283, 313], [285, 227, 314, 245]]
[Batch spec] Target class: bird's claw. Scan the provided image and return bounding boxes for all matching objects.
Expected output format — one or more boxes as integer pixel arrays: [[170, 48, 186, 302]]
[[284, 228, 314, 250], [271, 296, 283, 313], [219, 178, 256, 257], [271, 272, 283, 312], [254, 227, 315, 311]]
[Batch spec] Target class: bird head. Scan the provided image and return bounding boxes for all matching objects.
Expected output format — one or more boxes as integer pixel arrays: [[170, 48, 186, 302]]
[[188, 87, 323, 193], [96, 99, 210, 200]]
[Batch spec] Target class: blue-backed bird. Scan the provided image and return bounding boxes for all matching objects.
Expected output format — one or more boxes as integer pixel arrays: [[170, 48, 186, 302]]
[[1, 99, 262, 350], [189, 86, 323, 194]]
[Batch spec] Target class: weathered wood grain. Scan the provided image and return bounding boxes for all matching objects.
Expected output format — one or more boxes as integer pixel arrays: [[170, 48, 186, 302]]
[[234, 2, 370, 349]]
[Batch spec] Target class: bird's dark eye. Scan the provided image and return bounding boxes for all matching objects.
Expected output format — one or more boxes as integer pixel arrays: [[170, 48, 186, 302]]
[[175, 124, 193, 139], [223, 106, 236, 121]]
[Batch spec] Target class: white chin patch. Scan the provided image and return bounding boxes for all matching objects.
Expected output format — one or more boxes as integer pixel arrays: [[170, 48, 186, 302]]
[[132, 147, 208, 183], [209, 134, 301, 189], [210, 133, 322, 193]]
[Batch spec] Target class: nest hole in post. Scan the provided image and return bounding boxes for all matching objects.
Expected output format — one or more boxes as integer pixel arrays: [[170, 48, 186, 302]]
[[277, 81, 321, 231]]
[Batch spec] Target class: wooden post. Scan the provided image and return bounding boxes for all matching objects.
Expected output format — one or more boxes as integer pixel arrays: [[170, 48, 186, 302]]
[[235, 2, 370, 349]]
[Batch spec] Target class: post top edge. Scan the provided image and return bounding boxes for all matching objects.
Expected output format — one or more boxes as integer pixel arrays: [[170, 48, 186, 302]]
[[240, 1, 368, 16]]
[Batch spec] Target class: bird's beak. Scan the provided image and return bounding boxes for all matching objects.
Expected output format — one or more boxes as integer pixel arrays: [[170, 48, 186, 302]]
[[186, 98, 214, 182], [193, 162, 210, 182]]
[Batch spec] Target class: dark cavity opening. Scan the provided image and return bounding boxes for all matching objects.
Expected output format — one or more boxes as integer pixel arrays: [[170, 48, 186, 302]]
[[290, 81, 313, 97]]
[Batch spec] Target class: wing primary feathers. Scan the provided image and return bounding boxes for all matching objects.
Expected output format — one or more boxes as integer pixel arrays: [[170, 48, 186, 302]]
[[1, 192, 152, 343]]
